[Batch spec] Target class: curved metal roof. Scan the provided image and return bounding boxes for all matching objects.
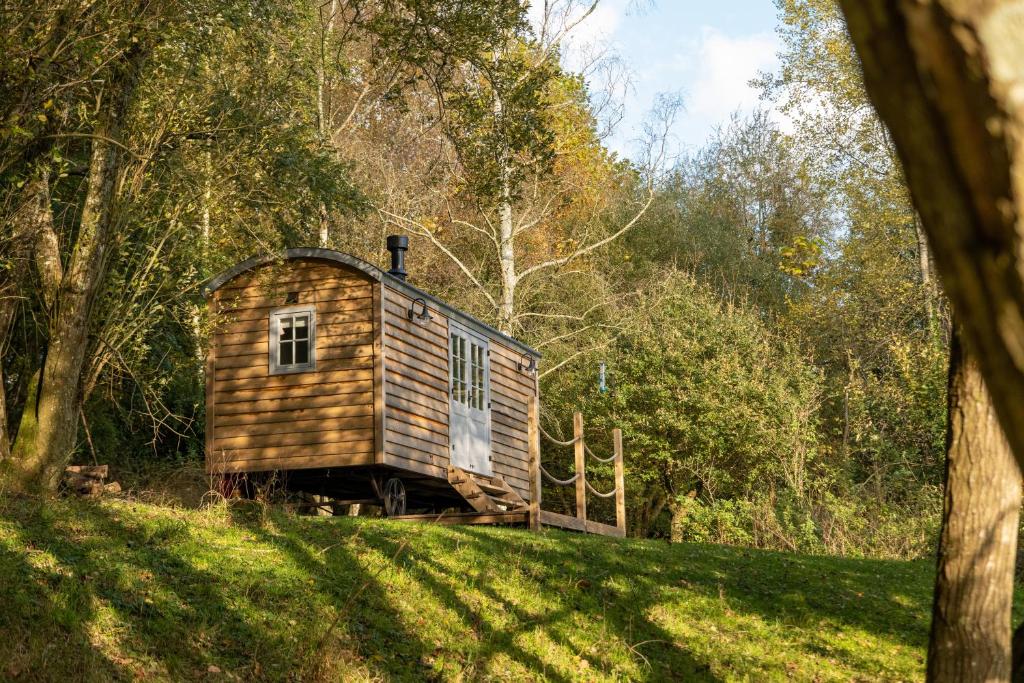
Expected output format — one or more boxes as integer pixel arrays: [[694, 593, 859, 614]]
[[203, 247, 540, 358]]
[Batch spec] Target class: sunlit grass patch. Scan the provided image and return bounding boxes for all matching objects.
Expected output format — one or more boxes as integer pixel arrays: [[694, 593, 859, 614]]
[[0, 496, 963, 681]]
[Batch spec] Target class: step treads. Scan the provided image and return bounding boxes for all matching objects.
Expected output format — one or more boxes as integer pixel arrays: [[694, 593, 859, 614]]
[[447, 466, 501, 513]]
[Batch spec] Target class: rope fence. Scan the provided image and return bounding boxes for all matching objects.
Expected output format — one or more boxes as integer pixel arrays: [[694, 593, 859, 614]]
[[529, 400, 626, 535], [539, 466, 579, 486], [538, 424, 579, 447], [585, 480, 617, 499], [584, 442, 616, 464]]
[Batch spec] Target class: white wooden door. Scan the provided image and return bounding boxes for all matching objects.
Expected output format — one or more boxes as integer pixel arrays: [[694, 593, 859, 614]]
[[449, 322, 492, 475]]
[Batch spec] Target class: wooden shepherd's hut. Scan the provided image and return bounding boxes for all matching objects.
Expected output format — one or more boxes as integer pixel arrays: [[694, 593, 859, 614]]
[[203, 236, 625, 535]]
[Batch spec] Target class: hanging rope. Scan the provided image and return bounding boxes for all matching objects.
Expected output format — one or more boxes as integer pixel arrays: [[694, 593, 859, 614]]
[[584, 442, 616, 464], [539, 465, 579, 486], [539, 424, 580, 447], [585, 480, 617, 499]]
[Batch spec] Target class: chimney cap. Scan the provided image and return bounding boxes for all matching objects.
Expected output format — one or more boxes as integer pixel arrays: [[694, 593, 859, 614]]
[[387, 235, 409, 250]]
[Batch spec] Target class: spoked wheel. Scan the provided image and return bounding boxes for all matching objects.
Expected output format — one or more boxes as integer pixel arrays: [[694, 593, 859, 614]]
[[383, 477, 407, 517]]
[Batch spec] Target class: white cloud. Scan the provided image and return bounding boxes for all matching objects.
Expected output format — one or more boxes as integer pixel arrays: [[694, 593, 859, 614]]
[[565, 0, 627, 48], [523, 7, 787, 156], [527, 0, 628, 64], [688, 26, 778, 122]]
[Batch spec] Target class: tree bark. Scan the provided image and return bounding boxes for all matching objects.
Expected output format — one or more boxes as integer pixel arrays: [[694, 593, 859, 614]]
[[913, 212, 939, 331], [315, 0, 335, 249], [33, 188, 63, 312], [928, 328, 1021, 682], [497, 195, 516, 334], [493, 80, 517, 335], [668, 496, 686, 544], [9, 44, 146, 493], [838, 0, 1024, 473], [0, 174, 52, 462], [666, 490, 696, 544]]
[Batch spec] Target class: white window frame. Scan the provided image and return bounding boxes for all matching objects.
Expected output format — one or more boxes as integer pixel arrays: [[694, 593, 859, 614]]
[[268, 304, 316, 375]]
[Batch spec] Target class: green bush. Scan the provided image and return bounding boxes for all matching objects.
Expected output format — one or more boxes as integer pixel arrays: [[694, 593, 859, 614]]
[[669, 486, 941, 560]]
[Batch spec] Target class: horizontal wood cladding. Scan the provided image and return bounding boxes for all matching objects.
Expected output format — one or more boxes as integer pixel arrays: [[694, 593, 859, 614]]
[[214, 451, 376, 474], [207, 258, 378, 473], [380, 284, 536, 501], [487, 342, 536, 499], [382, 285, 451, 474], [207, 255, 539, 505]]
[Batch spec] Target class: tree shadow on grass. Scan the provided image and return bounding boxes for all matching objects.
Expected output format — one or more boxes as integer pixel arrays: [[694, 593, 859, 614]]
[[424, 524, 933, 679], [1, 499, 315, 679], [226, 504, 441, 681], [1, 497, 373, 680], [357, 522, 720, 681], [0, 496, 935, 681], [657, 541, 934, 640], [0, 496, 129, 681]]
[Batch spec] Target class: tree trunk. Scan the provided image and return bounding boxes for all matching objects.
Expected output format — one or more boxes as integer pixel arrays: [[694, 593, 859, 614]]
[[0, 174, 52, 462], [497, 195, 516, 334], [202, 145, 212, 260], [9, 45, 146, 493], [667, 491, 696, 544], [913, 212, 938, 332], [33, 201, 63, 312], [928, 328, 1021, 682], [315, 0, 336, 249], [668, 497, 685, 544], [492, 80, 517, 335], [637, 487, 666, 538], [838, 0, 1024, 473]]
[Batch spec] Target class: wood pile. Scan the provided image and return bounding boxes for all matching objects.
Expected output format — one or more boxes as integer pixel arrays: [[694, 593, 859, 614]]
[[63, 465, 121, 496]]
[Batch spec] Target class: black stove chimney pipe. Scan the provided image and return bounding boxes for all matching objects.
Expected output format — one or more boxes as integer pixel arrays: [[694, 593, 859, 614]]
[[386, 235, 409, 280]]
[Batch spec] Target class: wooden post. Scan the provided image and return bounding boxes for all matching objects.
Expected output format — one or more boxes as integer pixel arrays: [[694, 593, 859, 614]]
[[613, 428, 625, 535], [528, 395, 542, 531], [574, 411, 586, 523]]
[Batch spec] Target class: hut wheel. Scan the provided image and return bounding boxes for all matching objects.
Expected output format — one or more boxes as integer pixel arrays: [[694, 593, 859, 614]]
[[383, 477, 407, 517]]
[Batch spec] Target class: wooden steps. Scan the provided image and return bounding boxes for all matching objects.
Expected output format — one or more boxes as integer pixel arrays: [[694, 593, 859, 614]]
[[447, 466, 528, 513]]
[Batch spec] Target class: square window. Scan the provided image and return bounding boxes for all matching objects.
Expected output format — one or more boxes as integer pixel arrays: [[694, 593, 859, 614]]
[[269, 306, 316, 374]]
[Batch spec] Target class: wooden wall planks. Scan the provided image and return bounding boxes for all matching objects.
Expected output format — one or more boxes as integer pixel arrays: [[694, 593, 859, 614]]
[[207, 259, 377, 472], [488, 343, 537, 498], [206, 256, 539, 504], [381, 286, 451, 476], [379, 284, 538, 499]]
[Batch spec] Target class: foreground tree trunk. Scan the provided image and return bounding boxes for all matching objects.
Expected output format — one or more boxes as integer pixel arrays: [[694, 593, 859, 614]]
[[838, 0, 1024, 473], [9, 46, 146, 493], [929, 329, 1021, 682]]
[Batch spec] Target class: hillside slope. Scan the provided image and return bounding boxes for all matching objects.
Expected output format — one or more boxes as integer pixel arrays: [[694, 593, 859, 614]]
[[1, 496, 937, 681]]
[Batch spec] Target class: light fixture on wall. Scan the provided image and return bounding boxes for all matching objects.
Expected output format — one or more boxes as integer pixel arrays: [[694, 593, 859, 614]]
[[517, 353, 537, 373], [407, 297, 433, 325]]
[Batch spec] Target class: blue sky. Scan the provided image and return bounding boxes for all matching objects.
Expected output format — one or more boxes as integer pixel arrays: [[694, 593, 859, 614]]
[[538, 1, 783, 158]]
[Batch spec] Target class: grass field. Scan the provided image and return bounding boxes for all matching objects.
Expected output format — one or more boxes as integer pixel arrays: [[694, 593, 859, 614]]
[[0, 495, 947, 681]]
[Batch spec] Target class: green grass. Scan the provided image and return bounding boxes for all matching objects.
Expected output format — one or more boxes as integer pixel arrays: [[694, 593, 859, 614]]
[[0, 496, 944, 681]]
